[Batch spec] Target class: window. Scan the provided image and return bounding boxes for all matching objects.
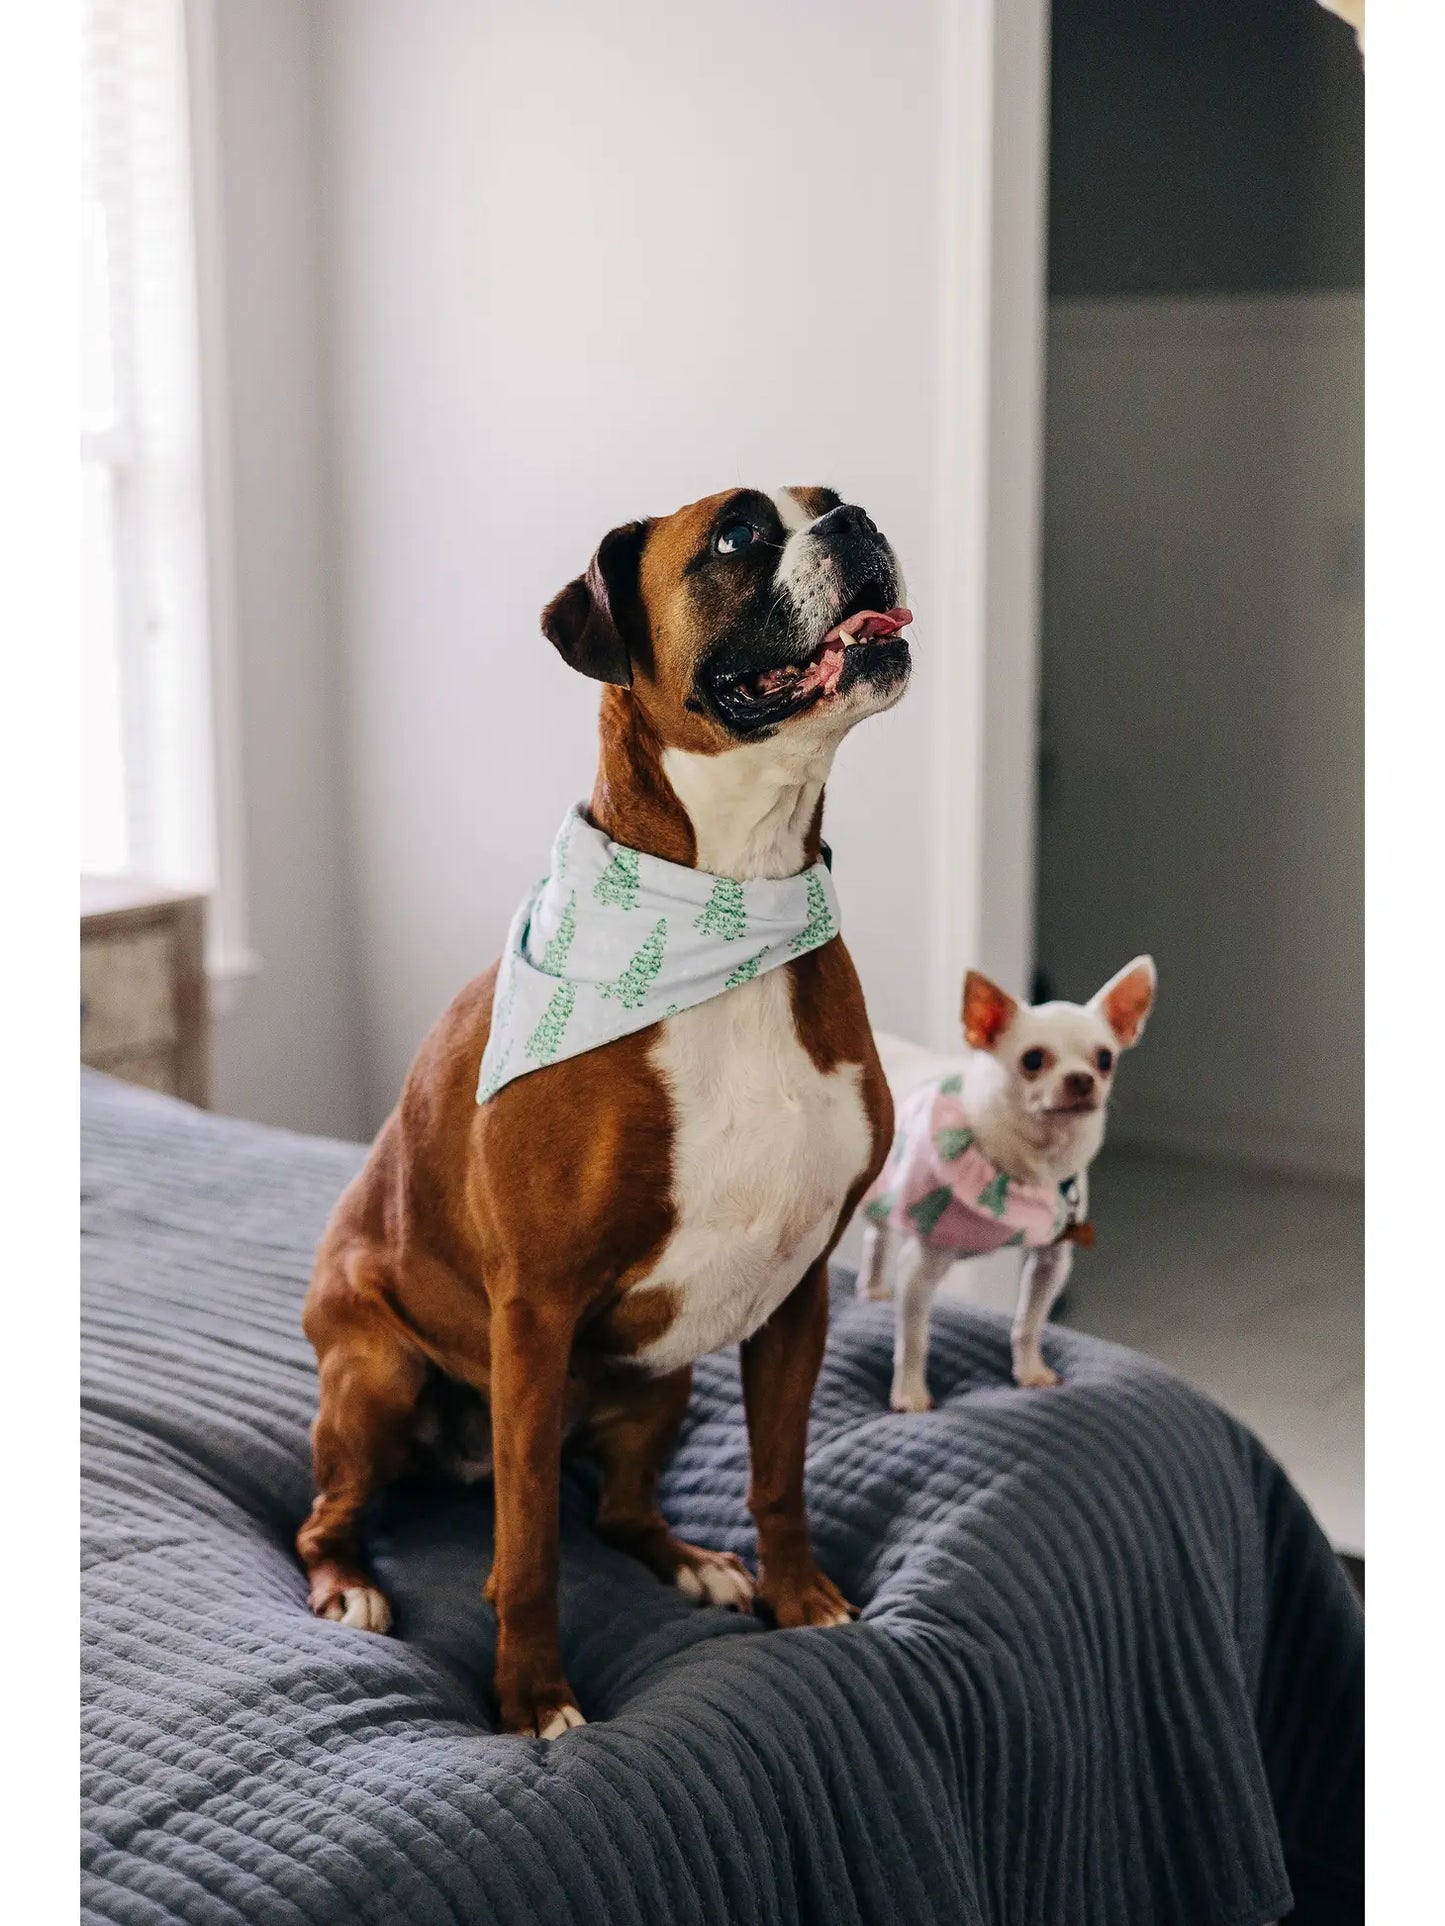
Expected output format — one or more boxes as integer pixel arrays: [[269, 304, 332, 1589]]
[[81, 0, 248, 974]]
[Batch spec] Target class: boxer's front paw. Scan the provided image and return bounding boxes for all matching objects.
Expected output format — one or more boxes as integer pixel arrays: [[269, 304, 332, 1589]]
[[308, 1563, 394, 1634], [671, 1543, 756, 1611], [759, 1563, 856, 1630], [496, 1663, 586, 1739], [531, 1701, 587, 1741]]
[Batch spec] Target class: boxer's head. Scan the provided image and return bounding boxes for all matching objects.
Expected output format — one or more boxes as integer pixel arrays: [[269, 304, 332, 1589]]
[[542, 487, 912, 751]]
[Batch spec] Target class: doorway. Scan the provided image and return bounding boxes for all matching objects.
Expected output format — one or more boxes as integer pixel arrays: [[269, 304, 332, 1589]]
[[1035, 0, 1364, 1550]]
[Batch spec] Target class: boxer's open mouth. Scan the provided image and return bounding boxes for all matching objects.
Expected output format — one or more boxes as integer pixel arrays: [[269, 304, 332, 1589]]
[[706, 591, 913, 733]]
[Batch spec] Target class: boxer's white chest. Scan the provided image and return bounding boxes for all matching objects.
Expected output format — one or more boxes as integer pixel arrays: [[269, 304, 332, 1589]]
[[627, 967, 871, 1376]]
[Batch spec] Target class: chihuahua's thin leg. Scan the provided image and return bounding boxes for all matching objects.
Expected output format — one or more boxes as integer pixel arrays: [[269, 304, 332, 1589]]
[[1011, 1242, 1074, 1388], [857, 1224, 894, 1300], [890, 1242, 953, 1412]]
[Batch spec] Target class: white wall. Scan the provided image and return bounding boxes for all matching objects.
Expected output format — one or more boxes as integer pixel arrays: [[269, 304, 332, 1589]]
[[316, 0, 1047, 1130], [206, 0, 364, 1138], [1037, 293, 1364, 1180]]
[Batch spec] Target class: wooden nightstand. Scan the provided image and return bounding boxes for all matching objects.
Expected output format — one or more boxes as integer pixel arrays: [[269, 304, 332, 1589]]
[[80, 878, 211, 1106]]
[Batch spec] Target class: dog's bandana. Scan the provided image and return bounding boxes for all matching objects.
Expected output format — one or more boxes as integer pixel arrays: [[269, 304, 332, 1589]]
[[862, 1073, 1082, 1256], [476, 804, 843, 1102]]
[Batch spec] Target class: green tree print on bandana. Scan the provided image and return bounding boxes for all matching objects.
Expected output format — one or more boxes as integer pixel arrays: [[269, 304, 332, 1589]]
[[724, 946, 770, 989], [789, 870, 837, 954], [977, 1170, 1010, 1216], [475, 805, 848, 1102], [524, 981, 576, 1064], [593, 847, 640, 910], [935, 1125, 975, 1161], [539, 891, 577, 975], [553, 812, 578, 879], [938, 1074, 963, 1096], [864, 1191, 895, 1226], [478, 976, 520, 1100], [695, 876, 748, 941], [599, 917, 668, 1010], [908, 1186, 953, 1238]]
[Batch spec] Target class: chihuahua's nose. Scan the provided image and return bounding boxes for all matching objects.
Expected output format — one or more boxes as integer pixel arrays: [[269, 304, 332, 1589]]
[[1065, 1071, 1096, 1101]]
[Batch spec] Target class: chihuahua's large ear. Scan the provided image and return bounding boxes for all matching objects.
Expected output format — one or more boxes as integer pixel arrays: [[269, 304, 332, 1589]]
[[1089, 955, 1157, 1047], [541, 518, 651, 687], [962, 970, 1019, 1050]]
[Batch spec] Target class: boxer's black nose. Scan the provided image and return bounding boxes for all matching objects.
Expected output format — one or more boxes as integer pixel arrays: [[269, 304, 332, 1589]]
[[1066, 1071, 1096, 1101], [816, 503, 875, 540]]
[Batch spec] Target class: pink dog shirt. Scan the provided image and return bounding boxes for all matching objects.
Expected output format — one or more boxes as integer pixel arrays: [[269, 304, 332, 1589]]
[[863, 1073, 1078, 1256]]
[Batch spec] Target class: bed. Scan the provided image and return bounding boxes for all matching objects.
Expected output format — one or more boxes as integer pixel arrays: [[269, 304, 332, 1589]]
[[81, 1072, 1363, 1925]]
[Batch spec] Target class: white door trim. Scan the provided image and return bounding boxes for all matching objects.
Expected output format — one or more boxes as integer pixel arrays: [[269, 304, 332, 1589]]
[[926, 0, 1049, 1048]]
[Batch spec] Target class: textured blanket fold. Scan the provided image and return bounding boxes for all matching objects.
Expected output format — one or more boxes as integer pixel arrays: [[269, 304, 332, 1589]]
[[81, 1073, 1363, 1926]]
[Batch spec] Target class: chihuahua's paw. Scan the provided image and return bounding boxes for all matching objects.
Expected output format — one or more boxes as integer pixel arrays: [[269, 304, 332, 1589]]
[[1014, 1358, 1061, 1389], [890, 1381, 934, 1413], [858, 1274, 893, 1302]]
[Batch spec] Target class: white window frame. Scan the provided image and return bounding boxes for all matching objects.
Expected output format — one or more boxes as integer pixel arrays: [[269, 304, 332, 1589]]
[[81, 0, 256, 997], [184, 0, 255, 996]]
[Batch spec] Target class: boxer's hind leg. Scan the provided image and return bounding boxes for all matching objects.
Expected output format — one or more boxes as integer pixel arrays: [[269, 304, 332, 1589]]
[[297, 1251, 426, 1633], [588, 1368, 754, 1610]]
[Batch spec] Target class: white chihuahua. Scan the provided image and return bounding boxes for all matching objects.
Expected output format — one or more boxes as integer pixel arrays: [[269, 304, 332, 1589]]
[[858, 957, 1157, 1409]]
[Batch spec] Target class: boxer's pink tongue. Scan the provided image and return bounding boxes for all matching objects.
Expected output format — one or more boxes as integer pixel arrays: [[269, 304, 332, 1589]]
[[823, 606, 913, 646], [744, 607, 913, 701], [816, 638, 847, 694]]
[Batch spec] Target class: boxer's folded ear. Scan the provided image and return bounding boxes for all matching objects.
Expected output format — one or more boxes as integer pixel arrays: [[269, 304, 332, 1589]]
[[542, 518, 651, 687]]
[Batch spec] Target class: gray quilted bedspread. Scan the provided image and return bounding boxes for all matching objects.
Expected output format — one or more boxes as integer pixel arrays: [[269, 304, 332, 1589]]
[[81, 1072, 1362, 1926]]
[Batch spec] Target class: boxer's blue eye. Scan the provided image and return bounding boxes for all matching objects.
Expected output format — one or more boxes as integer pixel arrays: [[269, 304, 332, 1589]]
[[715, 521, 758, 556]]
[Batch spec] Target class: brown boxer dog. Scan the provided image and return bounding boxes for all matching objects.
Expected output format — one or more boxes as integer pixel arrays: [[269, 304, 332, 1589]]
[[297, 486, 913, 1737]]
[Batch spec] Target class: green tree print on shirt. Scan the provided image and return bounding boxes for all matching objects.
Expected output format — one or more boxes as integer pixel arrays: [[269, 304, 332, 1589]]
[[908, 1186, 953, 1239], [599, 918, 668, 1010], [977, 1170, 1010, 1217], [593, 847, 641, 910], [695, 876, 748, 941], [934, 1125, 975, 1161], [539, 891, 577, 975], [524, 981, 576, 1064], [789, 870, 837, 954], [864, 1191, 895, 1226]]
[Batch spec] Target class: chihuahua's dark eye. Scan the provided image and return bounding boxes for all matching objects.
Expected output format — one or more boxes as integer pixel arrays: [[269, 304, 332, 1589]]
[[714, 520, 758, 556], [1019, 1047, 1046, 1076], [1096, 1047, 1114, 1074]]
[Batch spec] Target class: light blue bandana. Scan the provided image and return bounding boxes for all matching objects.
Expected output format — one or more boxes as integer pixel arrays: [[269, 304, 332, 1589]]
[[476, 804, 842, 1102]]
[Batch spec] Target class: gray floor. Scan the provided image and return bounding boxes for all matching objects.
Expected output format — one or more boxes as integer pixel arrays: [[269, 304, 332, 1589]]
[[933, 1148, 1364, 1556]]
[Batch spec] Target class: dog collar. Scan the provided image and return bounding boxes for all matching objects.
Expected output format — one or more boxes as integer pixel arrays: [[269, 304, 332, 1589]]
[[477, 804, 842, 1102]]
